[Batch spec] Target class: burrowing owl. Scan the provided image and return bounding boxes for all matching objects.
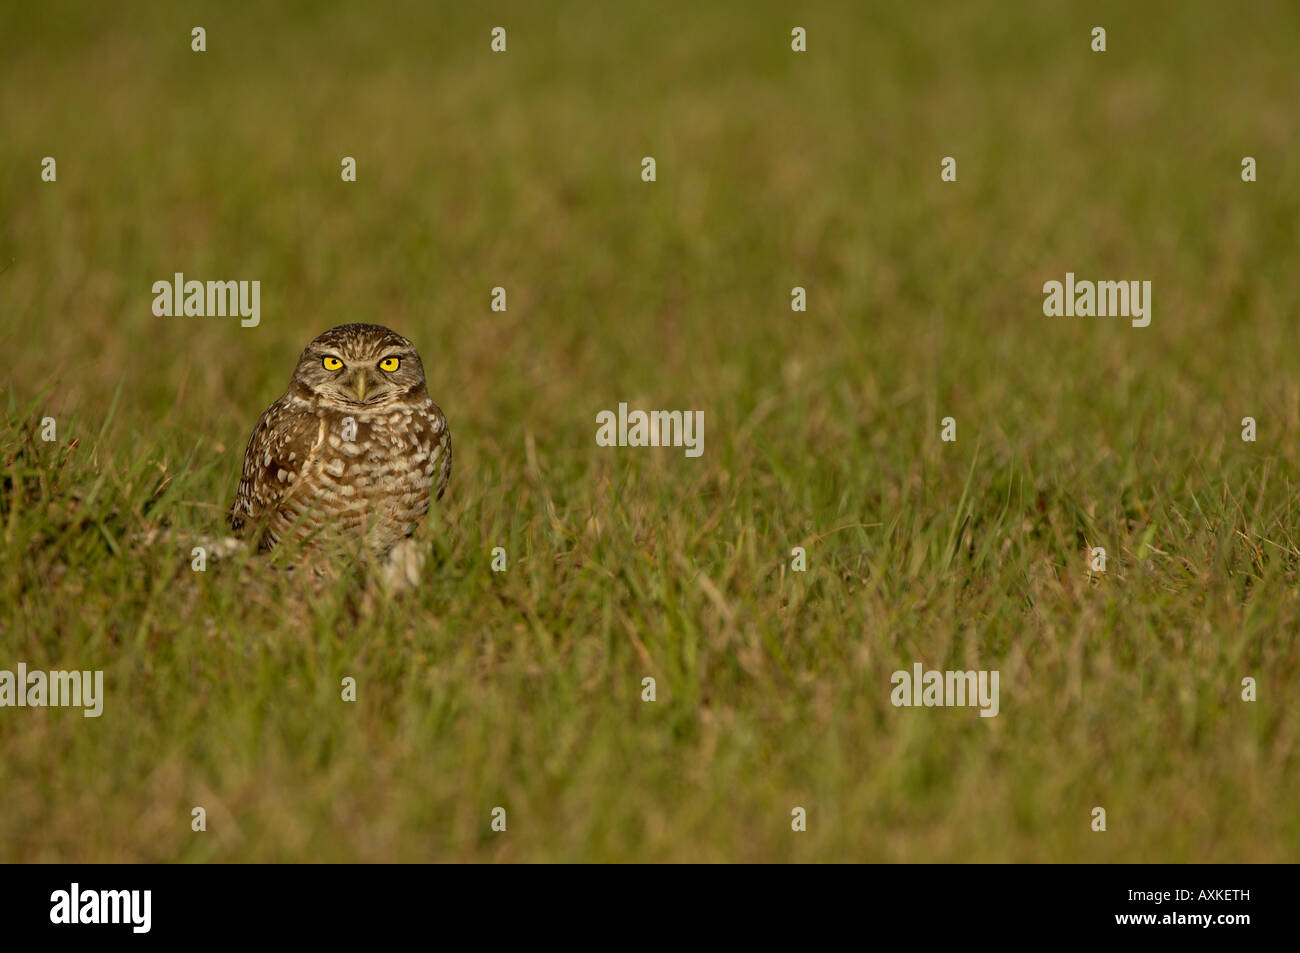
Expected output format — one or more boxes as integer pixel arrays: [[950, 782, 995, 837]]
[[229, 323, 451, 556]]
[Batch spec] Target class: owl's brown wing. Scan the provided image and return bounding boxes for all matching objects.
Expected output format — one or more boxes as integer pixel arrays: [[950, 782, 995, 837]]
[[431, 405, 452, 501], [229, 398, 326, 544]]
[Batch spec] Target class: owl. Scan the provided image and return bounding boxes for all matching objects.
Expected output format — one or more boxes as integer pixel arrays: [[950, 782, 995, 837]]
[[229, 323, 451, 557]]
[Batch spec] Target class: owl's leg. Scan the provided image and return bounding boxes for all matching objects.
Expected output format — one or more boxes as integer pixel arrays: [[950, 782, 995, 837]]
[[379, 537, 425, 591]]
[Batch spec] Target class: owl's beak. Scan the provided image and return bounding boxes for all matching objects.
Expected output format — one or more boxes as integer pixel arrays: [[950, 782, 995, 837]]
[[351, 370, 369, 402]]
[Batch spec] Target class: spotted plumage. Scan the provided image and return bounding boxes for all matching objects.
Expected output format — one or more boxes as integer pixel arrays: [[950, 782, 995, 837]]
[[230, 323, 451, 555]]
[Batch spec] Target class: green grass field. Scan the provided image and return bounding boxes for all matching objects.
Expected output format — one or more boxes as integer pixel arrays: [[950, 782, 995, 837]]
[[2, 0, 1298, 862]]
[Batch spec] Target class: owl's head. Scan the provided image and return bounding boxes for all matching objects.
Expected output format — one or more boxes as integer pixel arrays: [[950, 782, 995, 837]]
[[290, 323, 429, 409]]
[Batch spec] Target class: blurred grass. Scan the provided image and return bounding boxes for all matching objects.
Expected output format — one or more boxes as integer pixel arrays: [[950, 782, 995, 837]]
[[1, 0, 1298, 861]]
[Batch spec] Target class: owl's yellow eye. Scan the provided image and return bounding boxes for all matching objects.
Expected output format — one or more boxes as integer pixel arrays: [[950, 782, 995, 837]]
[[322, 356, 344, 371], [378, 356, 400, 372]]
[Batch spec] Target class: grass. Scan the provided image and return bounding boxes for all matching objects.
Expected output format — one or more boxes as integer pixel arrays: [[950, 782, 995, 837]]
[[1, 0, 1298, 862]]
